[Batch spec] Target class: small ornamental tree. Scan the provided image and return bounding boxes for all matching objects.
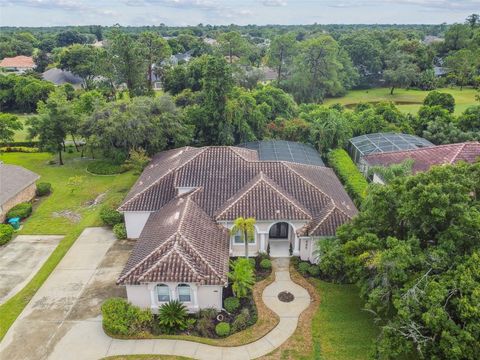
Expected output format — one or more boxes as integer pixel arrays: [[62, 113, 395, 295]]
[[228, 258, 255, 298], [230, 217, 256, 258]]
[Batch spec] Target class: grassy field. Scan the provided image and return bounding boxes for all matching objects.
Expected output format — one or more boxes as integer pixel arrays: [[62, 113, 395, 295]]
[[324, 87, 478, 114], [11, 114, 35, 142], [0, 151, 137, 340], [310, 279, 379, 360]]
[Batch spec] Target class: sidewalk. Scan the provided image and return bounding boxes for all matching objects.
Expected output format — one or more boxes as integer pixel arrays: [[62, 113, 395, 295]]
[[48, 257, 311, 360]]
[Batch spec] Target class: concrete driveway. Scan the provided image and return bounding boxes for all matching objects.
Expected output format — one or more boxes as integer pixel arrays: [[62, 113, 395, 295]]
[[0, 227, 133, 360], [0, 235, 63, 305]]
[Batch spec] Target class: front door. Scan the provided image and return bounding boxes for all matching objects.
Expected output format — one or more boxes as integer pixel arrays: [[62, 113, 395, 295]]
[[269, 222, 290, 257]]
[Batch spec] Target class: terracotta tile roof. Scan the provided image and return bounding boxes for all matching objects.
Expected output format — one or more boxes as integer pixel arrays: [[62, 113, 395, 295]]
[[0, 55, 35, 68], [118, 145, 357, 285], [120, 146, 357, 235], [215, 172, 312, 221], [118, 191, 229, 285], [363, 142, 480, 174]]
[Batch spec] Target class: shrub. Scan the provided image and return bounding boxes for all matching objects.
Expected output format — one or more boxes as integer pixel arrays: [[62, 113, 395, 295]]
[[158, 300, 193, 334], [100, 206, 124, 226], [249, 258, 256, 268], [298, 262, 310, 276], [0, 224, 14, 245], [87, 160, 127, 175], [0, 146, 39, 153], [424, 91, 455, 113], [290, 256, 300, 266], [6, 202, 32, 219], [195, 317, 215, 337], [228, 258, 255, 298], [257, 252, 270, 262], [232, 308, 250, 332], [224, 297, 240, 313], [101, 298, 152, 336], [307, 265, 320, 277], [113, 223, 127, 240], [260, 259, 272, 270], [36, 182, 52, 196], [198, 307, 218, 320], [215, 322, 230, 337], [327, 149, 368, 204]]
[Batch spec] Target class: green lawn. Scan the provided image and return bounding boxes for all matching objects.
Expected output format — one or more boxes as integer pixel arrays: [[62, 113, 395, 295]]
[[324, 87, 479, 115], [310, 279, 379, 360], [0, 151, 137, 340], [11, 114, 35, 142]]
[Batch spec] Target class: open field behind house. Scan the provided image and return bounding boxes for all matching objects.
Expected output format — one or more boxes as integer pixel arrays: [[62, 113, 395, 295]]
[[324, 87, 478, 115]]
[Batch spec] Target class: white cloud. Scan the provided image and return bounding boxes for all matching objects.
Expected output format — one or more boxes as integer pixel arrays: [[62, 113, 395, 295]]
[[259, 0, 287, 7]]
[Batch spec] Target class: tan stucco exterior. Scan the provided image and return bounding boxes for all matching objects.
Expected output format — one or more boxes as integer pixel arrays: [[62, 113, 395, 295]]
[[0, 183, 36, 222]]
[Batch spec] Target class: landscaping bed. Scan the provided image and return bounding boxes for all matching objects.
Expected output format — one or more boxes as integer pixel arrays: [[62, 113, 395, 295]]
[[102, 262, 278, 347]]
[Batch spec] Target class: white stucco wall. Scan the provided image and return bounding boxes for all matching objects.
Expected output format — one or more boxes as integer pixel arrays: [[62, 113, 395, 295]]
[[197, 286, 223, 310], [124, 212, 151, 239], [126, 282, 222, 313], [126, 284, 152, 309]]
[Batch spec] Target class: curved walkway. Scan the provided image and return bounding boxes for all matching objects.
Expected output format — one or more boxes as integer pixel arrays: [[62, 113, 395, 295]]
[[50, 257, 311, 360]]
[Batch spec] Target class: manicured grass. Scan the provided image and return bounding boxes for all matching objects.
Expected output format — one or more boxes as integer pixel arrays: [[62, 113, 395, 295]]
[[12, 114, 35, 142], [324, 87, 478, 115], [0, 151, 137, 340], [310, 279, 380, 360]]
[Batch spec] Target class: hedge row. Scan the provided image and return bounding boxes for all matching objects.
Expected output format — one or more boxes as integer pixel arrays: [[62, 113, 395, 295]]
[[327, 149, 368, 204], [3, 141, 40, 147], [86, 160, 128, 175], [0, 146, 39, 153]]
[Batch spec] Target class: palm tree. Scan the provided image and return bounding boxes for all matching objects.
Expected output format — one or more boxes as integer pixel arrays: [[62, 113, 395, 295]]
[[230, 217, 256, 258]]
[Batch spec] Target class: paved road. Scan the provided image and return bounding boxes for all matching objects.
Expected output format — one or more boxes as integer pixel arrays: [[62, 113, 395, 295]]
[[49, 258, 311, 360], [0, 227, 125, 360], [0, 234, 63, 305]]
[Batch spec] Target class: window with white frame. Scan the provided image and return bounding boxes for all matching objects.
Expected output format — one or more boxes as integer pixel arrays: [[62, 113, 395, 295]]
[[177, 284, 191, 302], [233, 230, 255, 244], [156, 284, 170, 302]]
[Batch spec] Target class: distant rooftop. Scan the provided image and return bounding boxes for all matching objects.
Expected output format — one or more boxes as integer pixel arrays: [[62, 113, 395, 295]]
[[0, 55, 35, 69], [239, 140, 324, 166]]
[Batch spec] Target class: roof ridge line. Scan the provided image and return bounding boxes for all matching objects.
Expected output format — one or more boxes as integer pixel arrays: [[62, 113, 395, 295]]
[[215, 171, 311, 220], [283, 162, 353, 220], [308, 204, 337, 235], [177, 232, 224, 282], [449, 142, 467, 164], [117, 232, 177, 284], [136, 244, 179, 282], [119, 147, 208, 211]]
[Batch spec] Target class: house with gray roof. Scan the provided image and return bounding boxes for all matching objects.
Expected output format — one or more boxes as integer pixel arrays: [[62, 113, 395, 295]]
[[117, 143, 357, 312], [42, 68, 84, 88], [0, 162, 39, 222]]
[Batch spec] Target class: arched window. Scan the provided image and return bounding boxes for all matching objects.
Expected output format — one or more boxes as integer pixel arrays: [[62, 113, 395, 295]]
[[156, 284, 170, 302], [177, 284, 191, 302]]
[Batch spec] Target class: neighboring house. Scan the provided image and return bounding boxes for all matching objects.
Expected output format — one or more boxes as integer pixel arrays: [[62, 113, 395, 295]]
[[348, 132, 435, 175], [117, 143, 357, 312], [203, 37, 218, 46], [0, 162, 39, 222], [434, 66, 447, 77], [42, 68, 84, 88], [422, 35, 444, 45], [259, 66, 277, 83], [0, 55, 35, 73], [363, 142, 480, 184]]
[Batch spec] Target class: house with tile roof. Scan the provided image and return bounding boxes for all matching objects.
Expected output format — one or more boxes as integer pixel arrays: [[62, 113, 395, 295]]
[[363, 142, 480, 183], [117, 144, 357, 312], [0, 55, 35, 73]]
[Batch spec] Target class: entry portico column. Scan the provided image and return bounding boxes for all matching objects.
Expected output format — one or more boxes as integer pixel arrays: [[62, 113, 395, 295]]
[[293, 234, 300, 256], [258, 232, 268, 253]]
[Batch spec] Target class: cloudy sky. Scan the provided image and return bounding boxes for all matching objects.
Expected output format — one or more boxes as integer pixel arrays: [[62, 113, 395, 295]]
[[0, 0, 478, 27]]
